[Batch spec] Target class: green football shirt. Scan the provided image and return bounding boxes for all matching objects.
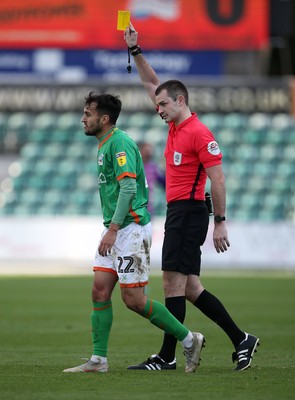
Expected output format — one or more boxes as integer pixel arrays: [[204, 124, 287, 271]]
[[97, 127, 151, 228]]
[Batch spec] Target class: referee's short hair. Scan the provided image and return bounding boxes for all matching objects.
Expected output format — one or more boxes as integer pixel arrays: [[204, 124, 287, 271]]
[[155, 80, 189, 105]]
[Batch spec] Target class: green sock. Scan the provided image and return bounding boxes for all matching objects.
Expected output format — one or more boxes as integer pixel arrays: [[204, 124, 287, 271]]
[[143, 298, 189, 341], [91, 301, 113, 357]]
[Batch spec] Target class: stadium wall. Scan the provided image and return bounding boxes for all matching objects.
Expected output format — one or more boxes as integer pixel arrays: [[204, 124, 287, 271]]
[[0, 217, 294, 273]]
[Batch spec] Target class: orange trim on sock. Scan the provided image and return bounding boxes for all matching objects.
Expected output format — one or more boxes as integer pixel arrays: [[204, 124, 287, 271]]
[[145, 299, 153, 319], [93, 304, 112, 311], [93, 266, 118, 276], [119, 281, 148, 288]]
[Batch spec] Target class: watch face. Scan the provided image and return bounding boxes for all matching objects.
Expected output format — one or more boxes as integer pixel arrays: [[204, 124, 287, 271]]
[[215, 215, 225, 223]]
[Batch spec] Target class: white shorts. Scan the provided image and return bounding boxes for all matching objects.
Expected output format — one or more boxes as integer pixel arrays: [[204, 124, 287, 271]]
[[93, 222, 152, 288]]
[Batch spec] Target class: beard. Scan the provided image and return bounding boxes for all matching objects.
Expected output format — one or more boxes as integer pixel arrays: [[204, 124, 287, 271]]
[[84, 129, 97, 136], [84, 119, 103, 136]]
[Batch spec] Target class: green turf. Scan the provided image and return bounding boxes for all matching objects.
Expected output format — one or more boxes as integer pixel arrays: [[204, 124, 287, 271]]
[[0, 273, 294, 400]]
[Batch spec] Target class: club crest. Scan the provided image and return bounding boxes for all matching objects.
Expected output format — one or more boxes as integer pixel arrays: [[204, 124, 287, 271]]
[[97, 153, 104, 166]]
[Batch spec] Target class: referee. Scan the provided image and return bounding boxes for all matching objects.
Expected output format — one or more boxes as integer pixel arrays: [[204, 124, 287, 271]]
[[125, 22, 259, 372]]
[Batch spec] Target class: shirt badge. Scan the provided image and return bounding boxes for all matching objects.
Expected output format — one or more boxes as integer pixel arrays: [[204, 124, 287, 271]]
[[174, 151, 182, 165], [98, 153, 104, 166], [116, 151, 127, 166], [207, 141, 221, 155]]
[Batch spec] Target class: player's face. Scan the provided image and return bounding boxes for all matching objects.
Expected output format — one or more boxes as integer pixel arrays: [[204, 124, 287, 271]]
[[155, 89, 182, 124], [81, 102, 104, 137]]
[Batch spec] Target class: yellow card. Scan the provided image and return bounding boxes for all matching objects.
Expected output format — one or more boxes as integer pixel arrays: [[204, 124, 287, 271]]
[[117, 10, 130, 30]]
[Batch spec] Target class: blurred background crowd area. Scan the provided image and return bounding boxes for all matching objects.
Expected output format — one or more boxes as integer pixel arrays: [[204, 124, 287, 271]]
[[0, 0, 294, 223]]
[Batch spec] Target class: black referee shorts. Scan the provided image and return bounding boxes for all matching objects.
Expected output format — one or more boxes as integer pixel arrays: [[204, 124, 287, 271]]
[[162, 200, 209, 276]]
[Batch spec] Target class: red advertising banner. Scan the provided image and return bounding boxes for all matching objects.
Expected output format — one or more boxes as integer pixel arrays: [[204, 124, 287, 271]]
[[0, 0, 269, 50]]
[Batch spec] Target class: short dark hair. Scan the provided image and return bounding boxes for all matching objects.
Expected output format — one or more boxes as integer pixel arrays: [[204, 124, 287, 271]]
[[84, 91, 122, 124], [155, 80, 189, 105]]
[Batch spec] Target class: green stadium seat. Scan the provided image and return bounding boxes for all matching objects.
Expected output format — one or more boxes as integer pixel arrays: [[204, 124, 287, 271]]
[[243, 129, 265, 145], [218, 128, 237, 146], [264, 129, 289, 145], [43, 189, 64, 205], [247, 175, 268, 192], [117, 112, 130, 130], [252, 161, 275, 177], [237, 144, 259, 162], [27, 175, 50, 189], [33, 112, 57, 132], [20, 188, 43, 204], [127, 111, 152, 129], [200, 113, 223, 131], [248, 113, 271, 131], [271, 113, 294, 131], [42, 143, 66, 159], [29, 128, 52, 143], [144, 127, 167, 145], [259, 144, 281, 161], [149, 113, 166, 128], [222, 113, 247, 129], [55, 112, 80, 132], [271, 177, 290, 193], [50, 129, 72, 143], [239, 192, 261, 209], [228, 162, 252, 178], [66, 142, 91, 159], [125, 126, 145, 142], [33, 159, 56, 177], [282, 144, 295, 160], [20, 143, 43, 159]]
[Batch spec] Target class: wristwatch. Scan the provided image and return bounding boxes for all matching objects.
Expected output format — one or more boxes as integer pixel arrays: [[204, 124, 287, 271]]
[[214, 215, 226, 223]]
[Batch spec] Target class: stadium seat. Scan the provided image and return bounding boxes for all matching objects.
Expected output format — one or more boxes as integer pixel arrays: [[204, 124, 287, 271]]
[[222, 113, 247, 129], [237, 144, 259, 162], [127, 111, 152, 129], [243, 129, 265, 145], [33, 112, 57, 132], [149, 113, 166, 128], [265, 129, 289, 145], [125, 126, 145, 142], [271, 113, 294, 131], [218, 128, 237, 146], [200, 113, 223, 131], [20, 143, 43, 159], [55, 112, 80, 132], [144, 127, 167, 145], [248, 113, 271, 131], [42, 143, 66, 159], [259, 144, 281, 161]]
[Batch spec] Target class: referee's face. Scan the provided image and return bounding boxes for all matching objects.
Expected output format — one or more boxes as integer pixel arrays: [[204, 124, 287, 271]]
[[155, 89, 181, 125], [82, 102, 104, 137]]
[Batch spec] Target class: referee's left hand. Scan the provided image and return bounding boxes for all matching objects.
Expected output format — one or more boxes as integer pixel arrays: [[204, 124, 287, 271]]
[[213, 225, 230, 253]]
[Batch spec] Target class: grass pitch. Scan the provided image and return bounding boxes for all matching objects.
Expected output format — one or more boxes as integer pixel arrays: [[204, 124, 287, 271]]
[[0, 272, 294, 400]]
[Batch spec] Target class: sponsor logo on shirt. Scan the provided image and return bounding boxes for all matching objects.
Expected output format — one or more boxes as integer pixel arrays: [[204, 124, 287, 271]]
[[207, 141, 221, 155], [98, 173, 106, 187], [116, 151, 127, 166], [174, 151, 182, 165]]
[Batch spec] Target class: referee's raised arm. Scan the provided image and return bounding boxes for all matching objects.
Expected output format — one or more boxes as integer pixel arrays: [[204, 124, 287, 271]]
[[124, 22, 160, 105]]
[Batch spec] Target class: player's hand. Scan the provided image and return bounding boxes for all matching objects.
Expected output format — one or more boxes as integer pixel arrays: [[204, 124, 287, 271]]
[[213, 225, 230, 253], [124, 22, 138, 47], [98, 230, 117, 256]]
